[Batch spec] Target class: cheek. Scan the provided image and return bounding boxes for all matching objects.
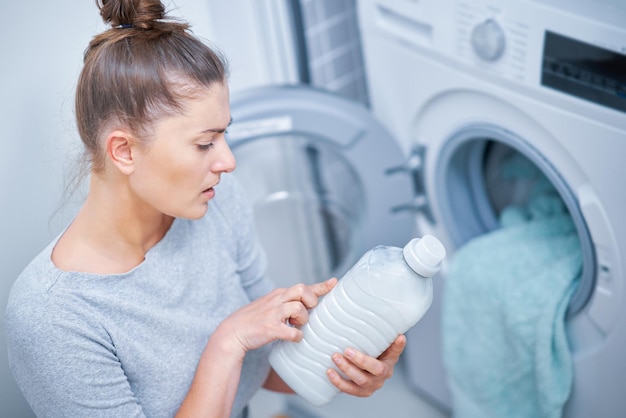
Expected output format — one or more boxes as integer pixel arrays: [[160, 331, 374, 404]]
[[160, 155, 210, 197], [144, 145, 191, 180], [132, 145, 207, 201], [132, 152, 183, 198], [157, 162, 200, 193]]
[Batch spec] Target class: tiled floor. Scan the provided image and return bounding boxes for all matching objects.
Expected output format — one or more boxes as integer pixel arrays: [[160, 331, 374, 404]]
[[248, 358, 450, 418]]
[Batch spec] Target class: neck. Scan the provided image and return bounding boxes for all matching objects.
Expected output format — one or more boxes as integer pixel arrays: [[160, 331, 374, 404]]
[[52, 171, 175, 274], [85, 173, 174, 252]]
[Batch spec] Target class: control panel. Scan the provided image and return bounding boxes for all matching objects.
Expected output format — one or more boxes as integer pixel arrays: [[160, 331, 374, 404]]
[[456, 1, 530, 83]]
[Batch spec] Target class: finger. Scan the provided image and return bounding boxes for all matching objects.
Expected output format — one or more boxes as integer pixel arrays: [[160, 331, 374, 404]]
[[282, 283, 317, 307], [283, 301, 309, 327], [282, 278, 337, 309], [331, 352, 375, 388], [286, 302, 309, 327], [326, 367, 368, 397], [327, 361, 382, 398], [281, 283, 308, 301], [378, 334, 407, 362], [340, 347, 389, 377], [301, 277, 337, 308], [276, 322, 303, 342], [313, 277, 338, 296]]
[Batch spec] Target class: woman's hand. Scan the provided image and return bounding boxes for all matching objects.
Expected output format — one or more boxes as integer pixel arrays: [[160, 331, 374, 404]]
[[178, 278, 337, 417], [326, 335, 407, 398], [217, 278, 338, 359]]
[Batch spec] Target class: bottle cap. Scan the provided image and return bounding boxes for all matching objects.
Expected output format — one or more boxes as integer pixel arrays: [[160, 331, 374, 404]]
[[403, 235, 446, 277]]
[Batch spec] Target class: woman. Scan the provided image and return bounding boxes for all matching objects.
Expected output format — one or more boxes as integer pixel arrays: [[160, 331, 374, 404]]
[[5, 0, 406, 417]]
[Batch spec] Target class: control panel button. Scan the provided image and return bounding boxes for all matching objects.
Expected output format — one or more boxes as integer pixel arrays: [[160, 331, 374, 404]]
[[471, 19, 506, 61]]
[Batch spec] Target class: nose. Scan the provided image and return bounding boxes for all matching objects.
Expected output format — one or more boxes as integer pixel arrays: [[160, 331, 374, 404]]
[[214, 141, 237, 173]]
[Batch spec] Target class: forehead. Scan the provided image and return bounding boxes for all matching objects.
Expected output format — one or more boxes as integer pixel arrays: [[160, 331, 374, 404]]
[[153, 83, 231, 135], [183, 81, 229, 113]]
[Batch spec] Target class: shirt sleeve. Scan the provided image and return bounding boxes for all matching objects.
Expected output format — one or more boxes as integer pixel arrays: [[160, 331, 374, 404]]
[[5, 292, 146, 418]]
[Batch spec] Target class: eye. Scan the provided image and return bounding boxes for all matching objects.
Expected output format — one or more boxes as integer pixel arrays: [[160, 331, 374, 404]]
[[197, 142, 215, 151]]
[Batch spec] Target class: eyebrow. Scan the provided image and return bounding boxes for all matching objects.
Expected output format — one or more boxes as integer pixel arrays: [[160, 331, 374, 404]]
[[201, 116, 233, 134]]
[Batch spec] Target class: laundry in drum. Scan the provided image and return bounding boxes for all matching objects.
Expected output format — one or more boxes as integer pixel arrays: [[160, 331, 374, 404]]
[[442, 152, 582, 418]]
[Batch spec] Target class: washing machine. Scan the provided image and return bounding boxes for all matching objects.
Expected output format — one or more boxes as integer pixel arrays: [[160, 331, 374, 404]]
[[355, 0, 626, 416]]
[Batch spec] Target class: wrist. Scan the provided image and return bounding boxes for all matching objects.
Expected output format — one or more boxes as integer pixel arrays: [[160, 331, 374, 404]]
[[206, 320, 246, 364], [177, 321, 247, 417]]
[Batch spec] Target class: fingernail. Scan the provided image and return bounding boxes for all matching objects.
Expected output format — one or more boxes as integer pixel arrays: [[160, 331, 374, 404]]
[[345, 348, 355, 358], [327, 368, 337, 378], [332, 353, 342, 364]]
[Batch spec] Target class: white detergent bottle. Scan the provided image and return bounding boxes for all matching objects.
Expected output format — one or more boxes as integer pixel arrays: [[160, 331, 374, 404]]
[[269, 235, 446, 406]]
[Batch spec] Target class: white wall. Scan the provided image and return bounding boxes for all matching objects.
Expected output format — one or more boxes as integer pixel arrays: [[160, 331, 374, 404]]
[[197, 0, 299, 93], [0, 2, 102, 416]]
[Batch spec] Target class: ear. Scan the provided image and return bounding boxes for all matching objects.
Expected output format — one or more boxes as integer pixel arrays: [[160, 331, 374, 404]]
[[106, 130, 136, 175]]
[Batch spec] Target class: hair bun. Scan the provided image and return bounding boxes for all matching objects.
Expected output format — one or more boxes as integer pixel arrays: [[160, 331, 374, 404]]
[[98, 0, 175, 31]]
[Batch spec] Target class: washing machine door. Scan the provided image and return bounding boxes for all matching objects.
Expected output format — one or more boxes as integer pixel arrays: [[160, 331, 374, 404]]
[[228, 85, 416, 288]]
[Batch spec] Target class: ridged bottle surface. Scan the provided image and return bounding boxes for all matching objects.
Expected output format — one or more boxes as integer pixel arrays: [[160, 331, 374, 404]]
[[269, 236, 446, 406]]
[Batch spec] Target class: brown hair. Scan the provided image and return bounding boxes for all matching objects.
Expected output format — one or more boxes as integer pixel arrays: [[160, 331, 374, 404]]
[[75, 0, 228, 173]]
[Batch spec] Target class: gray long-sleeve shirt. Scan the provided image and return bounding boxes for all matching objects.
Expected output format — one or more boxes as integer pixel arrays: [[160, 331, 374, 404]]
[[5, 174, 274, 418]]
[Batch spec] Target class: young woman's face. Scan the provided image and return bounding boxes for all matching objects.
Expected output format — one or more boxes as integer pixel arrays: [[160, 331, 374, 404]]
[[130, 82, 236, 220]]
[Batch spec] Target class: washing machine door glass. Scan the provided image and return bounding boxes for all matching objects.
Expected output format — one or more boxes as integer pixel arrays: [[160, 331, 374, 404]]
[[434, 124, 596, 315], [228, 86, 415, 288], [232, 134, 363, 286]]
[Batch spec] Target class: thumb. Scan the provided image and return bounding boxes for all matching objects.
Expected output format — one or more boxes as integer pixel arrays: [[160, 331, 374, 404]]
[[379, 334, 407, 361]]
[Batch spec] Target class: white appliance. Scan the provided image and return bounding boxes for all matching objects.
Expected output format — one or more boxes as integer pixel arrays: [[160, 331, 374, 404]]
[[357, 0, 626, 416]]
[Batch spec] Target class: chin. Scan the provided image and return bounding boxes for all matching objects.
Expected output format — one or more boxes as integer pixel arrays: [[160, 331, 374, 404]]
[[186, 205, 209, 220], [168, 201, 209, 221]]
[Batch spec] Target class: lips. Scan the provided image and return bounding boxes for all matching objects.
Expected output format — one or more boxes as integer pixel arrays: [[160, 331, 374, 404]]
[[202, 181, 219, 196], [201, 187, 215, 201]]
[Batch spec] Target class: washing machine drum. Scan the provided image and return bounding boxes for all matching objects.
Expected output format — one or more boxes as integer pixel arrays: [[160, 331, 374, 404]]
[[433, 125, 596, 315]]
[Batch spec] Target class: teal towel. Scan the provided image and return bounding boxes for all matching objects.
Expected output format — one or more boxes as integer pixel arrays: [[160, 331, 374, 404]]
[[442, 156, 582, 418]]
